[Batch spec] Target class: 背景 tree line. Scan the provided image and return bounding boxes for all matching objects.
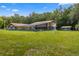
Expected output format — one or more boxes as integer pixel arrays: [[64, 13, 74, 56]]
[[0, 4, 79, 30]]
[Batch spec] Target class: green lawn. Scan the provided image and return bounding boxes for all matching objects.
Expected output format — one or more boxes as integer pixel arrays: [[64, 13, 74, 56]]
[[0, 30, 79, 56]]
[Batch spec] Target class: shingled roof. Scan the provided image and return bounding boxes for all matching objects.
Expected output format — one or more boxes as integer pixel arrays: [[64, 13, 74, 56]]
[[10, 23, 31, 27], [10, 20, 55, 27], [30, 20, 55, 26]]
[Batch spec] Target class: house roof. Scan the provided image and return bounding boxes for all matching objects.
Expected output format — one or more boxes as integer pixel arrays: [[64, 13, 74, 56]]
[[11, 23, 31, 27], [30, 20, 55, 26], [10, 20, 55, 27]]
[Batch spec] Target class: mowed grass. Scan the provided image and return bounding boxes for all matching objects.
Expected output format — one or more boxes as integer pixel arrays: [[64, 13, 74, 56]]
[[0, 30, 79, 56]]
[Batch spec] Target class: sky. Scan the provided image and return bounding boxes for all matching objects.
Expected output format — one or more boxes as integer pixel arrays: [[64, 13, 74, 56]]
[[0, 3, 72, 16]]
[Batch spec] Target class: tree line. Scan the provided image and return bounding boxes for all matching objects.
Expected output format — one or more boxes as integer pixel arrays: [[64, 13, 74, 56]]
[[0, 4, 79, 30]]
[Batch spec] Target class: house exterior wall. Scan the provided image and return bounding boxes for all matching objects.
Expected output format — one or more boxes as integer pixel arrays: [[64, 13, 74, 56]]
[[8, 25, 16, 30], [47, 22, 56, 30], [17, 26, 32, 30], [8, 25, 31, 30], [34, 23, 48, 30], [33, 22, 56, 30]]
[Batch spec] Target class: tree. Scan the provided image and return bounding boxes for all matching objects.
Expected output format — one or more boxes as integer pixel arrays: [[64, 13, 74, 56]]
[[51, 7, 63, 29], [69, 4, 79, 30], [0, 17, 3, 28], [61, 6, 72, 26]]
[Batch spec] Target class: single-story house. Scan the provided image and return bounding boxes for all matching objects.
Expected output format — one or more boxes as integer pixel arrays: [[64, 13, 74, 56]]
[[8, 20, 56, 31], [61, 26, 72, 30]]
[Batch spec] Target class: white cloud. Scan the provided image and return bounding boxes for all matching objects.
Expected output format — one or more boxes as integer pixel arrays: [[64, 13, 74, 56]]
[[58, 3, 67, 5], [0, 5, 6, 8], [12, 9, 19, 12], [58, 3, 73, 6]]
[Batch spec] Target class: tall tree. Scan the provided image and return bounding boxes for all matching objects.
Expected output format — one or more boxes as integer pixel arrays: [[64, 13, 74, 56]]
[[69, 4, 79, 29]]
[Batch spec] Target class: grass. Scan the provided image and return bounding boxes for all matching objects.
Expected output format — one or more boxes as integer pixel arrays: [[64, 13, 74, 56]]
[[0, 30, 79, 56]]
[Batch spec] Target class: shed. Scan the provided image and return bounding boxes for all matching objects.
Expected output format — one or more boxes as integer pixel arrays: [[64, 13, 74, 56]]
[[61, 26, 72, 30]]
